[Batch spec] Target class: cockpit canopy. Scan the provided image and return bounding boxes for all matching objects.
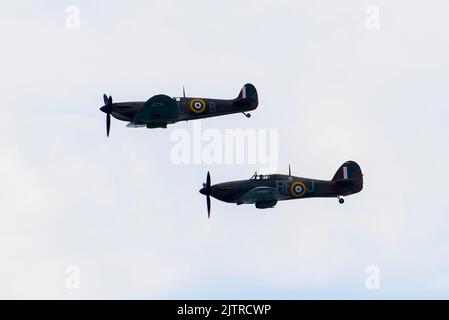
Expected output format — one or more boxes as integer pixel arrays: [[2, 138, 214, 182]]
[[250, 172, 272, 180]]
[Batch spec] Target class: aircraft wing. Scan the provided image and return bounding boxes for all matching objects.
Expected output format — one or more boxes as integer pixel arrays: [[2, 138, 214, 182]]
[[237, 186, 279, 205], [132, 94, 178, 125]]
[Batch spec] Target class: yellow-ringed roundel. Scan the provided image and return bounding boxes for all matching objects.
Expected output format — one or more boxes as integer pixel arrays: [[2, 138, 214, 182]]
[[290, 181, 307, 197], [189, 98, 206, 114]]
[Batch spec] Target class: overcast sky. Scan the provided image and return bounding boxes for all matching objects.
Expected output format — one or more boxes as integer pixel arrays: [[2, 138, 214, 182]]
[[1, 0, 449, 299]]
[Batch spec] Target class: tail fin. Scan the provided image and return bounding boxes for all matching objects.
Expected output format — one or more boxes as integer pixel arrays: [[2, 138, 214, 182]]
[[332, 161, 363, 194], [234, 83, 258, 109]]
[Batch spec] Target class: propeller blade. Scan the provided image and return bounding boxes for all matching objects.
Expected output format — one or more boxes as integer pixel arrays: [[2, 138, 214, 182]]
[[204, 171, 211, 219], [207, 195, 211, 219], [101, 94, 113, 137], [106, 113, 111, 137], [289, 164, 291, 176], [206, 171, 211, 189]]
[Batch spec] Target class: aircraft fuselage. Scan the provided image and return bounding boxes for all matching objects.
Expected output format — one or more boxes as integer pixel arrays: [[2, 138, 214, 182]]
[[199, 161, 364, 210], [201, 174, 362, 204], [99, 84, 259, 130]]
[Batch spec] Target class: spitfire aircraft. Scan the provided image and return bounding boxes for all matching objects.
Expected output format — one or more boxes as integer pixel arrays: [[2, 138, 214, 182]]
[[199, 161, 363, 218], [99, 83, 258, 136]]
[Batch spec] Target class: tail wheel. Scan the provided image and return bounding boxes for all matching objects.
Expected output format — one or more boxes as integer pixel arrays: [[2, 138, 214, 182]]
[[338, 197, 344, 204]]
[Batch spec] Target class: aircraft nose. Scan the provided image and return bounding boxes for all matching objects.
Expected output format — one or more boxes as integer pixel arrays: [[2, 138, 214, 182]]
[[100, 106, 107, 113], [199, 187, 207, 195]]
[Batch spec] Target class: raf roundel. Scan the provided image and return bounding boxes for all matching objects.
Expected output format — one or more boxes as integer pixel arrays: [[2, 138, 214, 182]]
[[189, 98, 206, 114], [290, 181, 307, 197]]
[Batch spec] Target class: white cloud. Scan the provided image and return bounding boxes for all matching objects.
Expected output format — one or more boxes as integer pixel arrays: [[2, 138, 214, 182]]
[[0, 0, 448, 298]]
